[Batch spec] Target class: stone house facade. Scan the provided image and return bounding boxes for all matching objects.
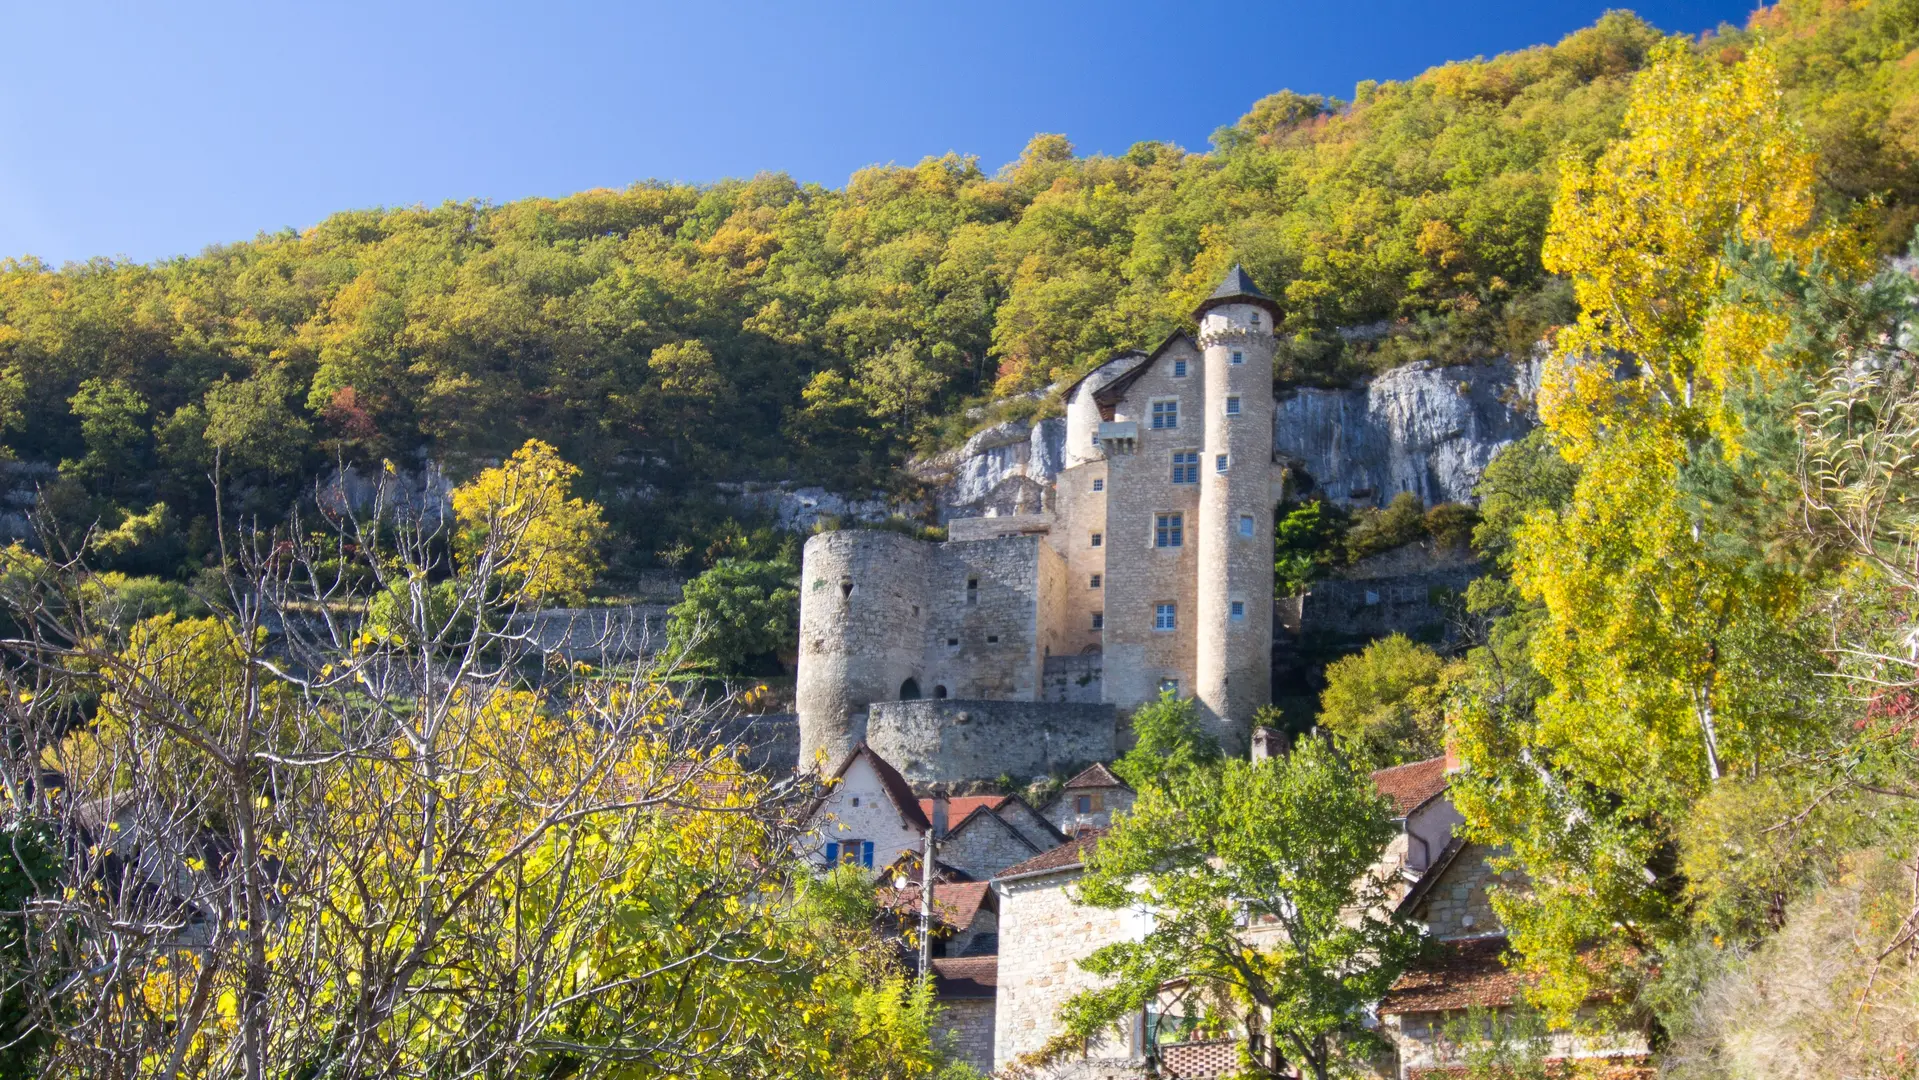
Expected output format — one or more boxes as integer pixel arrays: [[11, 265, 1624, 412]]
[[801, 743, 931, 872], [797, 268, 1286, 772], [1045, 762, 1136, 835]]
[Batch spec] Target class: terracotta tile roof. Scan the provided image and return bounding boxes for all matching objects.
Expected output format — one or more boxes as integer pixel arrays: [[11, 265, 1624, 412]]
[[1371, 755, 1450, 817], [918, 794, 1009, 823], [830, 743, 931, 832], [878, 880, 992, 931], [930, 955, 997, 998], [1378, 936, 1526, 1015], [1395, 835, 1468, 917], [994, 828, 1107, 880], [1062, 762, 1130, 790]]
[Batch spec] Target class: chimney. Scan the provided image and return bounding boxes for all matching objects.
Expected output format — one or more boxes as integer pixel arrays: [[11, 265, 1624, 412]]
[[930, 796, 949, 839], [1444, 740, 1464, 775]]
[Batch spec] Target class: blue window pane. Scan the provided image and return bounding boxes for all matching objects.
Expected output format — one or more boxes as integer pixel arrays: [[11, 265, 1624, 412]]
[[824, 841, 839, 864]]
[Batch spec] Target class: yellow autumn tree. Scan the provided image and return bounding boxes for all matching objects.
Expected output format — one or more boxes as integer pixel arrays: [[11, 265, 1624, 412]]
[[1456, 43, 1862, 1019], [450, 439, 608, 603]]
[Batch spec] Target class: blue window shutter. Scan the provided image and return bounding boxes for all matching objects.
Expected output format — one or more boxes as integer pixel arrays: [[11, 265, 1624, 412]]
[[862, 842, 875, 868], [824, 842, 839, 865]]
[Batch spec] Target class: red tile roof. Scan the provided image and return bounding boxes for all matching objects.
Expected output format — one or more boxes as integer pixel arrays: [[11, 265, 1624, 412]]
[[878, 880, 992, 931], [918, 794, 1009, 823], [1063, 761, 1130, 790], [930, 955, 998, 998], [1378, 936, 1526, 1015], [1371, 755, 1450, 817], [994, 828, 1107, 880]]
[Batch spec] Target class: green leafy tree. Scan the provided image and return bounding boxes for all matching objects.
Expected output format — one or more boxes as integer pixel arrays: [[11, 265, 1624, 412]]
[[1111, 691, 1221, 791], [202, 373, 311, 477], [64, 377, 148, 486], [666, 557, 800, 674], [1318, 634, 1455, 770], [1059, 738, 1423, 1080], [0, 815, 60, 1077]]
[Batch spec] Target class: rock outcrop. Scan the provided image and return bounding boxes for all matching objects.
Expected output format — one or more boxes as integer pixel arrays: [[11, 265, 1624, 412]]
[[913, 357, 1539, 521], [1273, 357, 1539, 507]]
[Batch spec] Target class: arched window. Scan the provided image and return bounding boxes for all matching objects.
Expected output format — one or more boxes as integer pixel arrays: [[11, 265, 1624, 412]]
[[899, 678, 922, 700], [933, 684, 948, 699]]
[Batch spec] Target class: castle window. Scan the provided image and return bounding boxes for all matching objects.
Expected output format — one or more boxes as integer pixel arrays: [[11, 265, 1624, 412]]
[[1173, 358, 1188, 378], [1092, 478, 1104, 492], [1231, 350, 1244, 365], [934, 684, 948, 698], [1155, 513, 1183, 548], [1239, 514, 1255, 537], [1171, 451, 1199, 484], [1216, 453, 1229, 474], [1225, 395, 1242, 416], [1154, 603, 1176, 631], [840, 577, 853, 598], [966, 577, 978, 605], [1231, 600, 1246, 621], [1250, 312, 1260, 328], [987, 635, 999, 644], [1091, 532, 1103, 548], [1151, 399, 1178, 430], [947, 637, 959, 647], [1092, 612, 1104, 630], [1158, 677, 1179, 694], [1090, 573, 1102, 589], [851, 797, 860, 807], [900, 678, 921, 700]]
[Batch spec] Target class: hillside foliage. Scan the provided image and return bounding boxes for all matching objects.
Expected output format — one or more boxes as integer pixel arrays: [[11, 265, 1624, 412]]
[[8, 3, 1919, 584]]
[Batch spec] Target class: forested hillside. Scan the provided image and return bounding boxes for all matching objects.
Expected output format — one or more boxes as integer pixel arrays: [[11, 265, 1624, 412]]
[[6, 1, 1916, 582]]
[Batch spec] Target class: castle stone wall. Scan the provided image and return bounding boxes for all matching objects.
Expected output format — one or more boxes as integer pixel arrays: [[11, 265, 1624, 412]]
[[920, 536, 1049, 702], [1043, 653, 1103, 703], [866, 700, 1118, 783], [1101, 335, 1203, 711]]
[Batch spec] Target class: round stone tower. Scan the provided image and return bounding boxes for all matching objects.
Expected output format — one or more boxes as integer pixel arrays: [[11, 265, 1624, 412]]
[[1194, 266, 1280, 752], [1064, 350, 1146, 469], [795, 529, 933, 769]]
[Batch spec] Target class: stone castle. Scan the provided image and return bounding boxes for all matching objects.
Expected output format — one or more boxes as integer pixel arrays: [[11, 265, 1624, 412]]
[[797, 267, 1285, 772]]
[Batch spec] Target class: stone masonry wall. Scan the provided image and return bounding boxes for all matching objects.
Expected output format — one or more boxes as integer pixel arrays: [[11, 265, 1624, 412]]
[[1043, 653, 1104, 703], [1419, 842, 1505, 939], [1101, 335, 1204, 709], [920, 536, 1048, 702], [939, 999, 996, 1076], [866, 700, 1118, 783], [941, 816, 1040, 881], [995, 872, 1148, 1072]]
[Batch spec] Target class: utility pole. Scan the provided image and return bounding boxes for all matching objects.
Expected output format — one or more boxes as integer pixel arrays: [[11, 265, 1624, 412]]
[[919, 797, 947, 981]]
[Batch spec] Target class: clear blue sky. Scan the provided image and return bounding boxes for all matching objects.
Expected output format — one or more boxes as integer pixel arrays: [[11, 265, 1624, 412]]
[[0, 1, 1758, 267]]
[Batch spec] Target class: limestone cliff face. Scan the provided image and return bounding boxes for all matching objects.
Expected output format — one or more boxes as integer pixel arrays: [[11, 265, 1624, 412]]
[[1273, 356, 1539, 507], [914, 357, 1538, 521]]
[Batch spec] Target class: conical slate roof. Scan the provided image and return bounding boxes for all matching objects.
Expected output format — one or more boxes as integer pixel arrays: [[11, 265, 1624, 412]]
[[1193, 263, 1282, 320]]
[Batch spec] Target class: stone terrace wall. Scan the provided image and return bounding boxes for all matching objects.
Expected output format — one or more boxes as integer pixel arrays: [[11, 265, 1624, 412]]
[[867, 700, 1117, 783]]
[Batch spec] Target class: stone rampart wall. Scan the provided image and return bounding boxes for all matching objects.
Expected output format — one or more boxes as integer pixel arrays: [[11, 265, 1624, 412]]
[[866, 700, 1117, 783]]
